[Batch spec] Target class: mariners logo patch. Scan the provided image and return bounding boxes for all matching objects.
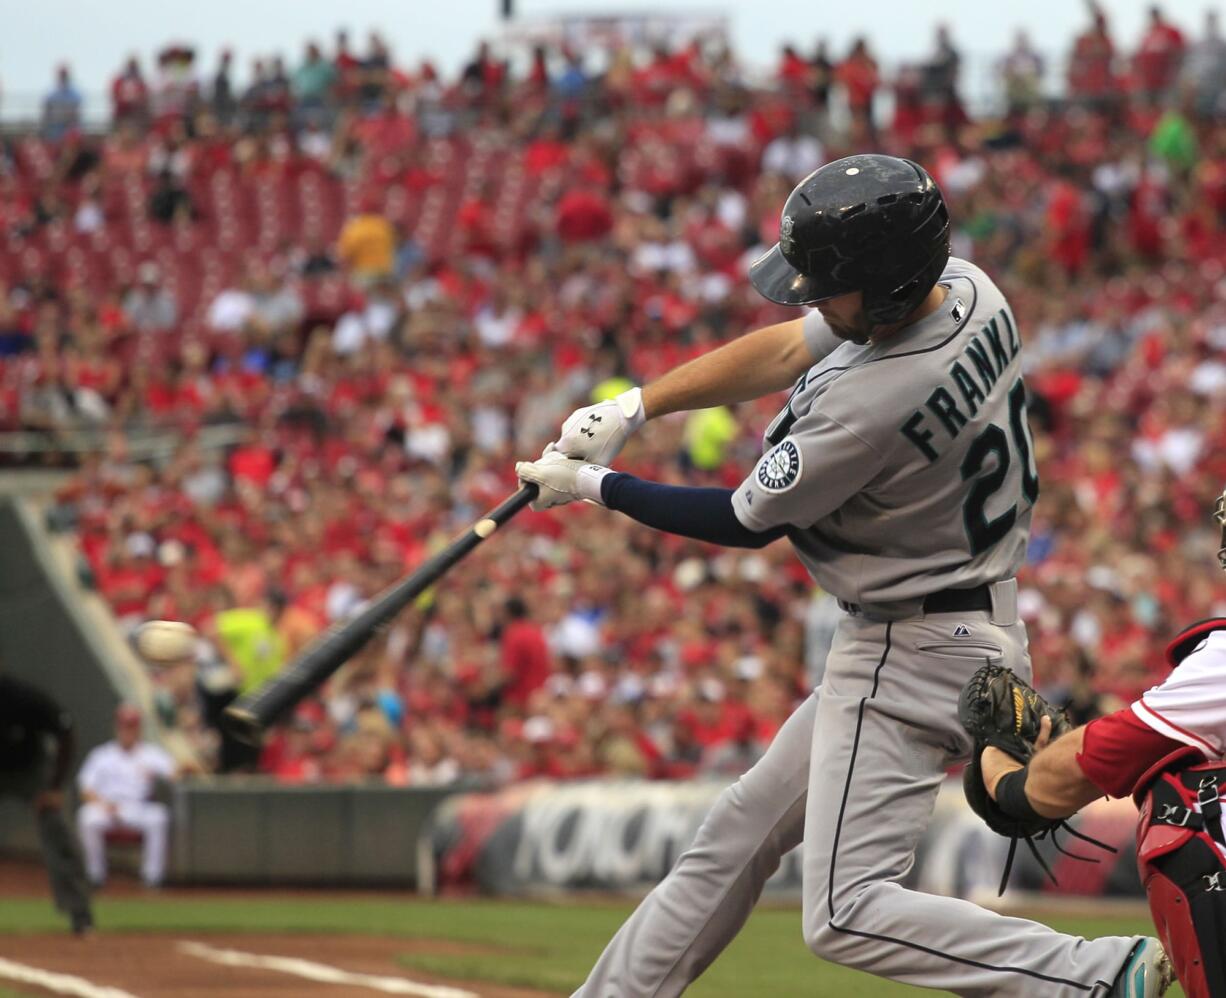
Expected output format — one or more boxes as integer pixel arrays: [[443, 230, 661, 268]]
[[757, 439, 802, 493]]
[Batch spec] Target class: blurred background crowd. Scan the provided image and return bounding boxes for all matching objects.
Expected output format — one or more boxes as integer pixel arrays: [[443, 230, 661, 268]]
[[2, 2, 1224, 786]]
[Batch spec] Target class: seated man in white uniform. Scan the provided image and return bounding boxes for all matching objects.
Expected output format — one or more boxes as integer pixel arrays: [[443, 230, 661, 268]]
[[76, 704, 177, 888]]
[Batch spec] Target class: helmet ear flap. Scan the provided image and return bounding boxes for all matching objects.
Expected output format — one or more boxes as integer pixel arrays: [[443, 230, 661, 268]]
[[860, 201, 951, 325]]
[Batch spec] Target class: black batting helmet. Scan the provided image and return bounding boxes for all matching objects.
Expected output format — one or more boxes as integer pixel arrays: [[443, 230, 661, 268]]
[[749, 154, 951, 325]]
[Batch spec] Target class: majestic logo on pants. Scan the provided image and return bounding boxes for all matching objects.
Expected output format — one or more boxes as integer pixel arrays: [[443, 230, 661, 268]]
[[757, 439, 802, 494]]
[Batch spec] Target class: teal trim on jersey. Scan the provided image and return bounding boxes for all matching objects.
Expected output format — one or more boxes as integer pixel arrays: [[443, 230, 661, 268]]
[[950, 361, 986, 416], [964, 336, 1000, 391], [900, 410, 938, 462], [960, 425, 1017, 556], [1008, 379, 1040, 505], [925, 385, 968, 438], [981, 317, 1014, 372]]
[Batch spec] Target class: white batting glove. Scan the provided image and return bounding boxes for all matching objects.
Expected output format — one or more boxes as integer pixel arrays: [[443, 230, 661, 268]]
[[545, 387, 645, 465], [515, 453, 613, 511]]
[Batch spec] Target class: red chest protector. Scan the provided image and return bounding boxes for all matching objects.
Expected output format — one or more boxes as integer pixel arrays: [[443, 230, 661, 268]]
[[1133, 618, 1226, 998], [1136, 759, 1226, 998]]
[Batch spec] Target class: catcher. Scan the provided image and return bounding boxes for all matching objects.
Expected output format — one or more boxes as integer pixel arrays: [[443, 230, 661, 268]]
[[962, 486, 1226, 998]]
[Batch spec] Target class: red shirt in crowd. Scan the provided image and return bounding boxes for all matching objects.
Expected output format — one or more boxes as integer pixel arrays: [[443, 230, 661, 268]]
[[1046, 179, 1091, 275], [1068, 23, 1115, 98], [1135, 17, 1185, 94], [836, 54, 879, 114], [555, 189, 614, 243], [501, 618, 551, 705], [111, 71, 148, 119]]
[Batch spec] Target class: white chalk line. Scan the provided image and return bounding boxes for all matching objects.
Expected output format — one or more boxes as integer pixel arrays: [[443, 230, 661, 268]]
[[176, 940, 479, 998], [0, 955, 141, 998]]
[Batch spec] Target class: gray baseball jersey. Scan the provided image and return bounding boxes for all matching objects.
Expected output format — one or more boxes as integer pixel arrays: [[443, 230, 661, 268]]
[[731, 256, 1039, 607]]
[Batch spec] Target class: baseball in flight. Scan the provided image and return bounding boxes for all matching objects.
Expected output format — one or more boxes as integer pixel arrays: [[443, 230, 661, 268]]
[[133, 620, 198, 663]]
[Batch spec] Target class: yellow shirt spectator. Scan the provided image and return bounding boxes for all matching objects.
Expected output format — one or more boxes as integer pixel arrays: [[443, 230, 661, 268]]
[[592, 376, 635, 403], [337, 212, 394, 280], [685, 406, 738, 471], [215, 608, 287, 694]]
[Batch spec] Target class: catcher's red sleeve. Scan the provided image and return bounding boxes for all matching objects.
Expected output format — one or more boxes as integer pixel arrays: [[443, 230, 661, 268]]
[[1076, 707, 1187, 798]]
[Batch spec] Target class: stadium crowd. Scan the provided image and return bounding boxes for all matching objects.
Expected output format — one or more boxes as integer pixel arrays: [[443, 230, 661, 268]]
[[5, 3, 1226, 784]]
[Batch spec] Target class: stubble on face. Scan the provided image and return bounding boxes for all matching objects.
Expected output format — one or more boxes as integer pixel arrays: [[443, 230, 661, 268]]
[[815, 291, 874, 344], [825, 317, 873, 344]]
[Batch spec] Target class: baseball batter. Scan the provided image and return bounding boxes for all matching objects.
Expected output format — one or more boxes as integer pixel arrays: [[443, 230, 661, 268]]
[[516, 155, 1166, 996]]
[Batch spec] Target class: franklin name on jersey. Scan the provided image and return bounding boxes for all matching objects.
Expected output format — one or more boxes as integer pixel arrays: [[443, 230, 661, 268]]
[[898, 304, 1023, 465], [732, 257, 1038, 607]]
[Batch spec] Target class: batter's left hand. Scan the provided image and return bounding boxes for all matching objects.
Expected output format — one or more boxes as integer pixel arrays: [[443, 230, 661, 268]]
[[545, 387, 645, 465], [515, 453, 610, 511]]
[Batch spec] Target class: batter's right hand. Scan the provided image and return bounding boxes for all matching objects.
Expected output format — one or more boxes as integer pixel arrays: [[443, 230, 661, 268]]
[[516, 453, 611, 511], [545, 387, 645, 465]]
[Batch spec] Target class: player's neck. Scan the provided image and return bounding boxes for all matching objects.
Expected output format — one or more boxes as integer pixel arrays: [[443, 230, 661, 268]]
[[868, 285, 949, 344]]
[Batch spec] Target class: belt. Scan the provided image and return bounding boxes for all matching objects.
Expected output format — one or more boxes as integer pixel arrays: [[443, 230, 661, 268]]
[[839, 584, 993, 617], [922, 585, 993, 614]]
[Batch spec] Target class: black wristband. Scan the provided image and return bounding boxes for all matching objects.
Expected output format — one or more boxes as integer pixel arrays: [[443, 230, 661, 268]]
[[995, 766, 1044, 823]]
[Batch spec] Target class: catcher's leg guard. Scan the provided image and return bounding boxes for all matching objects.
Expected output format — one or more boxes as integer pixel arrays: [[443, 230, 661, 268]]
[[1136, 759, 1226, 998]]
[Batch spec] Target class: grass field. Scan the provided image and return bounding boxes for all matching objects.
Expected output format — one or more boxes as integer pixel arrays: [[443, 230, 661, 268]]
[[0, 894, 1185, 996]]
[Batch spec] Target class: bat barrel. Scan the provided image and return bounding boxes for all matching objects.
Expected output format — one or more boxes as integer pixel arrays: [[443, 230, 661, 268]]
[[221, 483, 538, 744]]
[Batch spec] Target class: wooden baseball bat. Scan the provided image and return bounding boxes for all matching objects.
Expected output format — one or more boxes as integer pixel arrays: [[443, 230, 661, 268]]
[[222, 483, 539, 745]]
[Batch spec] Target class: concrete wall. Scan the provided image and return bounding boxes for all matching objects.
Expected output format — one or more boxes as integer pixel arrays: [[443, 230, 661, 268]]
[[169, 782, 456, 887], [0, 497, 125, 855]]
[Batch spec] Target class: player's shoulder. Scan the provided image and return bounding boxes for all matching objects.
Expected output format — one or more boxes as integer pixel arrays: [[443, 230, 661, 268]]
[[943, 256, 1010, 319], [1166, 617, 1226, 669], [941, 255, 996, 287], [807, 256, 1023, 459]]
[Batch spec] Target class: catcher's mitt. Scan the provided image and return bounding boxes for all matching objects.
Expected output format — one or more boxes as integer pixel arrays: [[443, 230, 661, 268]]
[[958, 664, 1114, 894]]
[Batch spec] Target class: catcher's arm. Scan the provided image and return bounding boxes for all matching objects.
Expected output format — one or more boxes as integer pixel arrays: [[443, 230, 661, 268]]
[[984, 720, 1102, 819]]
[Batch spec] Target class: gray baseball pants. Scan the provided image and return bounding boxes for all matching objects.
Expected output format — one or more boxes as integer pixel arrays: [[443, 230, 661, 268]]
[[574, 595, 1139, 996]]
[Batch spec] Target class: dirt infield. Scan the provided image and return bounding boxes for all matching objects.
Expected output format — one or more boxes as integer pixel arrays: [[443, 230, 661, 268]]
[[0, 933, 552, 998]]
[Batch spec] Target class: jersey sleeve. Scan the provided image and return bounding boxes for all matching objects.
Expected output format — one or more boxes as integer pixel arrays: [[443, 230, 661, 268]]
[[1077, 707, 1191, 798], [802, 309, 841, 362], [731, 411, 885, 532], [1131, 638, 1226, 758]]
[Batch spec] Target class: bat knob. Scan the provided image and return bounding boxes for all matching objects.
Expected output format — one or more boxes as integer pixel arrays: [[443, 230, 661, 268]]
[[221, 705, 265, 747]]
